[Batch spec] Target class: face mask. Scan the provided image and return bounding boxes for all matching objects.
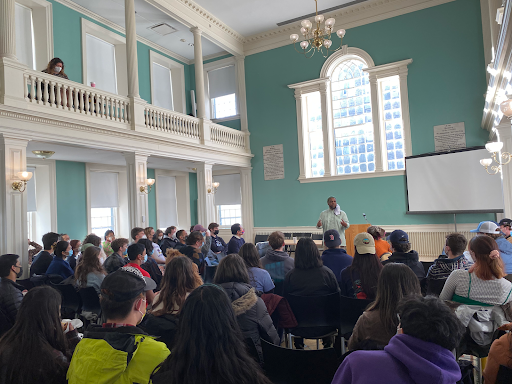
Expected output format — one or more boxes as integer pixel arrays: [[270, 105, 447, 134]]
[[68, 249, 74, 257], [54, 66, 62, 73], [158, 236, 163, 240], [201, 241, 205, 248], [137, 298, 146, 325], [123, 249, 128, 256], [201, 232, 206, 237], [149, 250, 154, 256], [143, 254, 148, 263], [15, 266, 23, 279], [141, 235, 147, 239], [214, 230, 219, 235]]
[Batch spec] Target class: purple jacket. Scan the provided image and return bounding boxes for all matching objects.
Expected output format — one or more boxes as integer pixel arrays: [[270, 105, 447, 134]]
[[332, 334, 461, 384]]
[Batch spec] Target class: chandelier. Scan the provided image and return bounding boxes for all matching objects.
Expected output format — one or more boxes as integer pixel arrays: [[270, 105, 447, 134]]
[[480, 141, 512, 175], [289, 0, 346, 59]]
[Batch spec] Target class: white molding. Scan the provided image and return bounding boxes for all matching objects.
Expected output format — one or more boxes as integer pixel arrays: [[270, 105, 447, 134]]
[[298, 170, 406, 183], [212, 114, 240, 123], [321, 46, 375, 77], [202, 51, 230, 63], [54, 0, 190, 65], [149, 50, 186, 114]]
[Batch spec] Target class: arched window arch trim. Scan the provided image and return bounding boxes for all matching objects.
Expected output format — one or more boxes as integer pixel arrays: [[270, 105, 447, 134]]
[[320, 46, 376, 78]]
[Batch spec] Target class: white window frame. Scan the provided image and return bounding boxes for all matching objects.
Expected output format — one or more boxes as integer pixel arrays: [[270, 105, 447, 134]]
[[81, 18, 128, 96], [203, 57, 240, 123], [216, 204, 242, 228], [149, 50, 186, 114], [154, 169, 191, 230], [289, 46, 413, 182], [15, 0, 53, 71]]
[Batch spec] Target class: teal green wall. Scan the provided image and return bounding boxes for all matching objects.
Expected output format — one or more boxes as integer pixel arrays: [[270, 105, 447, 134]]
[[218, 118, 241, 130], [246, 0, 493, 227], [147, 168, 157, 229], [189, 173, 198, 225], [56, 160, 87, 239]]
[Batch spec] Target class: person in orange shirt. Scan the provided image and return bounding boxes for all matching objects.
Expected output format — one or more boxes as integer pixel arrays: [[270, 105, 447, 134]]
[[367, 226, 392, 261]]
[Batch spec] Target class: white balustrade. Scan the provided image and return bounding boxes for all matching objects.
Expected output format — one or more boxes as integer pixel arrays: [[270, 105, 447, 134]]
[[23, 69, 129, 123], [210, 123, 247, 150], [144, 105, 201, 139]]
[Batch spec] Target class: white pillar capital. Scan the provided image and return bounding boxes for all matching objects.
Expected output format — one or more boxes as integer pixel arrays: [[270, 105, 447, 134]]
[[123, 152, 149, 229], [0, 0, 16, 60], [190, 26, 202, 36]]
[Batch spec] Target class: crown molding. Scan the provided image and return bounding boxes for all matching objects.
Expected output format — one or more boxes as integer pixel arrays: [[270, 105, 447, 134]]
[[242, 0, 456, 56]]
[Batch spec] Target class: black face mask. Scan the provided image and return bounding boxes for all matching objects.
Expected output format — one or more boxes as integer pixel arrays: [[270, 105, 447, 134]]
[[15, 266, 23, 279], [214, 230, 219, 235]]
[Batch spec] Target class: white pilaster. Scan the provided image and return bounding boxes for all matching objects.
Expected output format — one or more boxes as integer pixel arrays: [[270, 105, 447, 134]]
[[0, 0, 16, 60], [123, 152, 149, 230], [0, 134, 29, 277], [191, 27, 206, 119], [294, 89, 307, 180], [320, 81, 334, 177], [240, 167, 254, 244], [235, 55, 249, 132], [196, 163, 216, 226], [368, 73, 384, 172], [496, 121, 512, 217], [124, 0, 139, 99]]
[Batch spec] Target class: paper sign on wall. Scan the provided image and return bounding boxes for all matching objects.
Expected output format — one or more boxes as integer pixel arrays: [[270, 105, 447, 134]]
[[434, 122, 466, 152], [263, 144, 285, 180]]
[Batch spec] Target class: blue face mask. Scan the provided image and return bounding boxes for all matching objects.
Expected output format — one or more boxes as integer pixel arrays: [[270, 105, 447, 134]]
[[68, 249, 73, 257], [149, 250, 154, 256], [143, 254, 148, 263], [201, 241, 205, 248], [123, 249, 128, 256]]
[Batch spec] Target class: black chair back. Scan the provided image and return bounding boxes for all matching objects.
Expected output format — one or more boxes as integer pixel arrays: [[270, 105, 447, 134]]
[[79, 287, 101, 317], [292, 233, 312, 238], [286, 292, 340, 338], [261, 339, 341, 384], [339, 295, 373, 336], [273, 280, 284, 296], [0, 306, 14, 337], [312, 234, 323, 240], [51, 282, 81, 316], [496, 365, 512, 384], [421, 261, 434, 276], [426, 278, 446, 296], [203, 265, 217, 284], [283, 233, 292, 239], [255, 234, 268, 243]]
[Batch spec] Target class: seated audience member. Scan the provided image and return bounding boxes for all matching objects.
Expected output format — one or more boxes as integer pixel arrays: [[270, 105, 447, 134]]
[[180, 231, 205, 274], [160, 226, 178, 255], [67, 268, 168, 383], [28, 239, 42, 263], [440, 235, 512, 306], [59, 234, 70, 242], [227, 223, 245, 254], [141, 256, 202, 349], [0, 254, 24, 335], [348, 263, 421, 350], [261, 231, 294, 282], [130, 227, 145, 245], [209, 222, 227, 256], [333, 295, 464, 384], [426, 233, 469, 295], [42, 58, 69, 79], [102, 230, 115, 257], [46, 241, 74, 280], [83, 233, 101, 248], [75, 246, 106, 294], [145, 227, 165, 264], [67, 239, 81, 271], [192, 225, 218, 265], [125, 243, 156, 303], [284, 237, 340, 348], [484, 322, 512, 384], [166, 248, 184, 265], [383, 230, 425, 279], [367, 226, 392, 259], [340, 233, 382, 300], [138, 238, 162, 290], [30, 231, 59, 276], [103, 238, 128, 274], [151, 284, 272, 384], [321, 229, 353, 282], [214, 254, 279, 363], [154, 229, 164, 245], [471, 221, 512, 279], [239, 243, 275, 294], [499, 218, 512, 244], [174, 229, 187, 251], [0, 286, 80, 384]]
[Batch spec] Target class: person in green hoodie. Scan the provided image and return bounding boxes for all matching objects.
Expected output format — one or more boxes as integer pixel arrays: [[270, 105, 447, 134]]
[[67, 267, 170, 384]]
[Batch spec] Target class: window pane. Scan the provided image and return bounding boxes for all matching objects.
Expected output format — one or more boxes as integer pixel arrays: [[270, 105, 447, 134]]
[[91, 207, 115, 237], [217, 204, 242, 227], [212, 93, 237, 119], [15, 3, 35, 70], [380, 76, 405, 170], [306, 92, 324, 177], [86, 34, 117, 94], [335, 125, 375, 174], [152, 62, 173, 111]]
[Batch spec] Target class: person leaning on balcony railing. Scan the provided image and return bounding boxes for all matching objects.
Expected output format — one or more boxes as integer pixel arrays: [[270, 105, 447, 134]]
[[42, 58, 69, 79]]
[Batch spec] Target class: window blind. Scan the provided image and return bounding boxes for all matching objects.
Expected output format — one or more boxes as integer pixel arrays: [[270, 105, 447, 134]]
[[27, 166, 37, 212], [157, 175, 178, 228], [15, 3, 35, 69], [86, 34, 117, 94], [208, 65, 236, 99], [90, 172, 118, 208], [152, 62, 173, 111], [214, 174, 241, 205]]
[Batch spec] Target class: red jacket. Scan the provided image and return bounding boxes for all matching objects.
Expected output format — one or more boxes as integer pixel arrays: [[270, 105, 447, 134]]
[[261, 293, 298, 329]]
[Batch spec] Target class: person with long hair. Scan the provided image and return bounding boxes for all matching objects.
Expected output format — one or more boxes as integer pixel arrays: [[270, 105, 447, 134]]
[[74, 246, 105, 294], [347, 263, 421, 350], [42, 58, 68, 79], [340, 233, 383, 300], [440, 235, 512, 306], [213, 254, 279, 363], [151, 284, 273, 384], [239, 243, 275, 294], [140, 257, 202, 349], [46, 240, 74, 280], [0, 286, 80, 384], [138, 238, 162, 290]]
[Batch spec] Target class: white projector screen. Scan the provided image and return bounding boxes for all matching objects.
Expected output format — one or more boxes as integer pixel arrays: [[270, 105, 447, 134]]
[[406, 147, 504, 213]]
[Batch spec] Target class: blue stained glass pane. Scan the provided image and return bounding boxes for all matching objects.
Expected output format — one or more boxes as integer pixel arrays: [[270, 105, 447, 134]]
[[395, 141, 403, 149], [358, 144, 366, 153], [384, 85, 391, 91], [312, 170, 318, 176], [366, 134, 373, 143], [385, 112, 392, 120], [333, 111, 340, 119], [396, 150, 404, 159], [384, 92, 391, 100], [336, 148, 342, 156], [387, 142, 394, 150], [394, 123, 402, 130], [384, 102, 391, 110], [348, 99, 355, 107], [336, 157, 342, 166], [393, 101, 400, 109], [364, 105, 371, 113], [394, 131, 402, 139], [387, 151, 395, 160], [350, 119, 357, 125], [368, 153, 375, 162], [344, 165, 352, 174], [343, 139, 349, 146], [355, 89, 362, 96], [360, 163, 367, 172], [340, 109, 347, 117], [351, 155, 358, 163], [356, 97, 363, 106], [355, 78, 361, 87], [312, 154, 317, 159], [364, 96, 370, 104], [359, 154, 366, 162], [386, 123, 392, 130], [362, 77, 369, 85], [343, 147, 350, 155], [393, 111, 401, 119], [352, 165, 360, 172], [358, 129, 365, 134], [392, 91, 400, 99], [349, 108, 356, 116], [318, 152, 323, 158], [356, 106, 363, 115], [338, 166, 344, 174], [349, 137, 357, 145], [365, 116, 372, 123], [312, 162, 317, 168], [350, 146, 358, 154], [388, 161, 396, 170], [357, 136, 365, 144], [320, 169, 325, 176], [357, 118, 364, 125], [343, 156, 350, 164], [368, 162, 375, 172], [386, 131, 393, 140], [335, 139, 341, 147], [397, 160, 405, 169], [340, 100, 347, 108], [367, 144, 374, 152]]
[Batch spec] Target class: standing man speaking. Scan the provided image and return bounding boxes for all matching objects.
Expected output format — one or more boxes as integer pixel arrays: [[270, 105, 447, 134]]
[[317, 196, 350, 248]]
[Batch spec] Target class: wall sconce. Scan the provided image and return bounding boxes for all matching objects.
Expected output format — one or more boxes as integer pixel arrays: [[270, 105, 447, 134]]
[[480, 141, 512, 175], [208, 181, 220, 194], [12, 171, 33, 192], [139, 178, 155, 194]]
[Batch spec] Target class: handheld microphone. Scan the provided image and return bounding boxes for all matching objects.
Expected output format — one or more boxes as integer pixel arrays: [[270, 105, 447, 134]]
[[363, 213, 370, 225]]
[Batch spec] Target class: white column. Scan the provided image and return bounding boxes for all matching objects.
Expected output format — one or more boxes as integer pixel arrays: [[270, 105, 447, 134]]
[[320, 81, 334, 177], [196, 163, 216, 226], [191, 27, 206, 119], [240, 167, 254, 244], [0, 0, 16, 60], [0, 134, 29, 277], [368, 73, 384, 172], [294, 89, 308, 180], [496, 121, 512, 217], [236, 55, 249, 132], [124, 0, 139, 98], [123, 152, 149, 230]]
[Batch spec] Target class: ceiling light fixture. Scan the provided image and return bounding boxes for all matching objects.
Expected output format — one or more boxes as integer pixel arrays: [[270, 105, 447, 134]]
[[289, 0, 346, 59], [32, 150, 55, 159]]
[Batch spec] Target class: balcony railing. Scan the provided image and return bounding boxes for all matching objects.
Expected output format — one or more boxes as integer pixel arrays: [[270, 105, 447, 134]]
[[144, 104, 200, 139], [211, 122, 247, 150]]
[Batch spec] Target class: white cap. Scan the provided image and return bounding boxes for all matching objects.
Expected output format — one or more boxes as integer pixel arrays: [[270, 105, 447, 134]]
[[470, 221, 500, 234]]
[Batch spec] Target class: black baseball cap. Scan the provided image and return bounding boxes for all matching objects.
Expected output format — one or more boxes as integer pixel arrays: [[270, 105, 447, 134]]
[[324, 229, 341, 248], [499, 218, 512, 227], [389, 230, 409, 244], [100, 267, 156, 302]]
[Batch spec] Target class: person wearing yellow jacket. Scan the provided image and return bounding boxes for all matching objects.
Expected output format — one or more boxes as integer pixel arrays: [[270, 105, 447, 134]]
[[67, 267, 169, 384]]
